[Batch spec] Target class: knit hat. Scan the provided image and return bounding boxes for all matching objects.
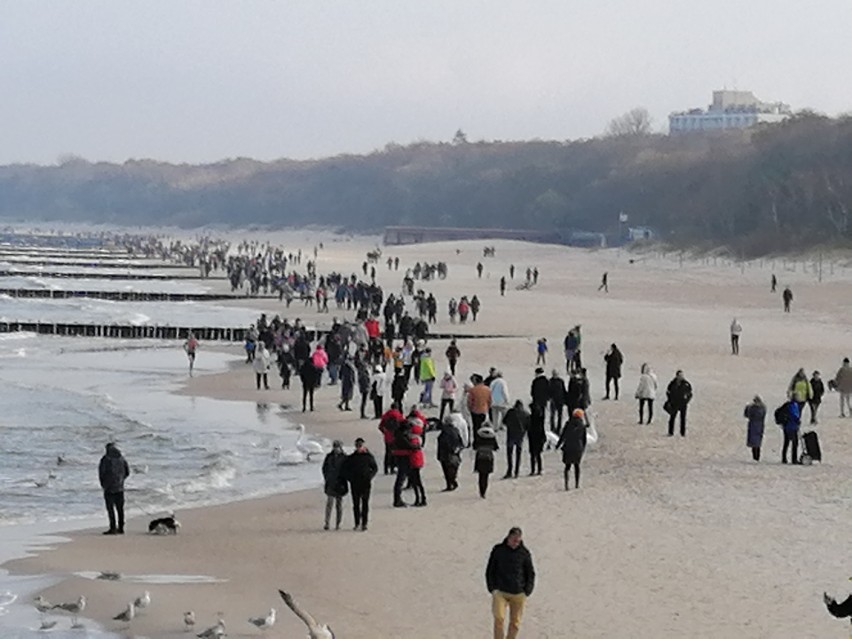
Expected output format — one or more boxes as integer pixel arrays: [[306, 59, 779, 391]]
[[572, 409, 585, 418]]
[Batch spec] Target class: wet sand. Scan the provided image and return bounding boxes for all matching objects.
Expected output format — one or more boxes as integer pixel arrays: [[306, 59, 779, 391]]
[[5, 235, 852, 638]]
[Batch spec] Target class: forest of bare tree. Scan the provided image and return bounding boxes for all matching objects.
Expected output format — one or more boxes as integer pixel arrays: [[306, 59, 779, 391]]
[[1, 112, 850, 256]]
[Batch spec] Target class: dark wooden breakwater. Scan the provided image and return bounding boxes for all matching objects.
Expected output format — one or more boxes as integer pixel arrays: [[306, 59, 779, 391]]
[[0, 320, 514, 343], [0, 288, 274, 302], [0, 257, 191, 269], [0, 269, 222, 281]]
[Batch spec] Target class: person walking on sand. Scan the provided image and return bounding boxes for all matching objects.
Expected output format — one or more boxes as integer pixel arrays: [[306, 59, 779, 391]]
[[502, 400, 528, 478], [780, 399, 801, 464], [99, 442, 130, 535], [486, 527, 535, 639], [474, 425, 499, 498], [556, 409, 588, 490], [439, 371, 457, 421], [322, 441, 348, 530], [730, 318, 742, 355], [782, 286, 793, 313], [527, 402, 546, 476], [787, 368, 811, 415], [500, 276, 506, 297], [299, 359, 319, 412], [771, 273, 777, 293], [445, 339, 461, 376], [635, 363, 658, 424], [833, 357, 852, 417], [370, 365, 388, 419], [342, 437, 378, 531], [408, 420, 427, 507], [468, 375, 492, 448], [547, 370, 566, 435], [603, 344, 624, 400], [254, 343, 271, 390], [489, 372, 510, 429], [809, 370, 824, 425], [744, 395, 766, 461], [598, 271, 608, 293], [665, 370, 693, 437], [535, 338, 547, 366], [437, 416, 463, 491], [419, 348, 437, 408], [183, 332, 198, 376]]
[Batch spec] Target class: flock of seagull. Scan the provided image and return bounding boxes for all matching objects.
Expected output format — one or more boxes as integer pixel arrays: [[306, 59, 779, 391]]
[[32, 589, 329, 636]]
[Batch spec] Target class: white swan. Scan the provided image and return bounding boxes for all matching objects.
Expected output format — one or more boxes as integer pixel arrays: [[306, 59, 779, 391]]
[[295, 425, 324, 461], [273, 446, 306, 466]]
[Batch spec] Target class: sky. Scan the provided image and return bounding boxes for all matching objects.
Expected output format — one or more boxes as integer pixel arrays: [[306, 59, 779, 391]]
[[1, 0, 850, 165]]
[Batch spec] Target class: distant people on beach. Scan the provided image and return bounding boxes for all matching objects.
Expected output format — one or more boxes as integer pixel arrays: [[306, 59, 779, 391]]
[[474, 424, 499, 498], [808, 371, 824, 424], [502, 400, 528, 478], [665, 370, 693, 437], [486, 527, 535, 639], [342, 437, 377, 531], [322, 440, 347, 530], [254, 343, 271, 390], [635, 363, 658, 424], [771, 273, 777, 292], [183, 332, 198, 376], [99, 442, 130, 535], [598, 271, 608, 293], [744, 395, 766, 461], [437, 415, 463, 491], [556, 408, 588, 490], [547, 370, 565, 434], [782, 286, 793, 312], [787, 368, 811, 414], [535, 338, 547, 366], [563, 326, 582, 374], [833, 357, 852, 417], [603, 344, 623, 400], [730, 318, 742, 355], [499, 276, 506, 296], [779, 398, 801, 464]]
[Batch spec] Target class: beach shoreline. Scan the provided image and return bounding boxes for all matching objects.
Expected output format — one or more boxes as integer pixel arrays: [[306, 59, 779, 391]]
[[2, 235, 851, 638]]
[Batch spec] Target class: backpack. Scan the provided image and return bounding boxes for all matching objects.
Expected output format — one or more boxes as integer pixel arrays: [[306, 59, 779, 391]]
[[773, 403, 788, 426]]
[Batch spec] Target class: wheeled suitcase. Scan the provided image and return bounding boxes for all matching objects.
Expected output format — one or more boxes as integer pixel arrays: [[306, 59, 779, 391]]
[[800, 430, 822, 464]]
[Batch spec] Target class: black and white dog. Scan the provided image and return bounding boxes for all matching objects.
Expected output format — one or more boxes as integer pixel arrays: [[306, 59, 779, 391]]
[[148, 514, 181, 535]]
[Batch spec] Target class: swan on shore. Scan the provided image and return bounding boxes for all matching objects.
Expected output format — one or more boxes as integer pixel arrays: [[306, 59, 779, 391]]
[[295, 425, 324, 461], [278, 590, 334, 638]]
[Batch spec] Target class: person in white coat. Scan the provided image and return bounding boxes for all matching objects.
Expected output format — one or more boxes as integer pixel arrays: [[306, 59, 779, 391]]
[[370, 365, 389, 418], [634, 363, 658, 424], [489, 372, 511, 430], [254, 343, 271, 390]]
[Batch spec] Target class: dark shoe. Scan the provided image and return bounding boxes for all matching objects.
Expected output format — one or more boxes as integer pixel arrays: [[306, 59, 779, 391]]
[[393, 502, 408, 508], [415, 501, 427, 507], [102, 530, 117, 535], [361, 524, 368, 531], [502, 473, 512, 480], [782, 459, 788, 464], [117, 529, 124, 534], [323, 524, 330, 531]]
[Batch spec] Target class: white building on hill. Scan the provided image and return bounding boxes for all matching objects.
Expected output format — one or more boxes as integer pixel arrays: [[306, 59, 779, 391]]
[[669, 90, 791, 134]]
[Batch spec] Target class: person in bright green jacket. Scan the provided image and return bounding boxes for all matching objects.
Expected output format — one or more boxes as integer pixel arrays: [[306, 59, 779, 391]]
[[419, 348, 437, 408], [787, 368, 812, 414]]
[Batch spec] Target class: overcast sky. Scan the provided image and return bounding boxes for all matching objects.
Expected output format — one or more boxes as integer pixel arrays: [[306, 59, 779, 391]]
[[1, 1, 850, 165]]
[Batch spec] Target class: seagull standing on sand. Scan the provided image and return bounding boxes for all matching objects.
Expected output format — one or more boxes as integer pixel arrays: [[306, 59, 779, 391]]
[[112, 602, 135, 626], [183, 610, 196, 632], [278, 590, 335, 638], [196, 619, 226, 638], [133, 590, 151, 611], [34, 595, 52, 614], [248, 607, 276, 630], [52, 595, 86, 624], [38, 620, 58, 630]]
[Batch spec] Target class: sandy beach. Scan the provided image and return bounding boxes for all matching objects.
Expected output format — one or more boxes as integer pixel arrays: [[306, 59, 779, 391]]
[[5, 234, 852, 638]]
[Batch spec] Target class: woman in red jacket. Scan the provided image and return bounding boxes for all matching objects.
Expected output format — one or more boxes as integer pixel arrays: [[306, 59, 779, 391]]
[[408, 420, 427, 507]]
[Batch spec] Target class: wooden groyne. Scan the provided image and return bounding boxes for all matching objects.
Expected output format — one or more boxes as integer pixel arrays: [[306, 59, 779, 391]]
[[0, 288, 275, 302], [0, 257, 190, 269], [0, 321, 516, 343], [0, 269, 221, 281]]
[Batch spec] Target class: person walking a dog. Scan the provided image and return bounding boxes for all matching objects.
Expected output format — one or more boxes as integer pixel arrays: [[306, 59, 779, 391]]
[[99, 442, 130, 535], [486, 527, 535, 639]]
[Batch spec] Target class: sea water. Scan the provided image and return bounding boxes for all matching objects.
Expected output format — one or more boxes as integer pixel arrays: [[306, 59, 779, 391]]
[[0, 294, 326, 637]]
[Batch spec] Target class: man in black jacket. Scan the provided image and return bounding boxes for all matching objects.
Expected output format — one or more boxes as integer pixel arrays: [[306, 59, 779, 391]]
[[342, 438, 378, 531], [502, 401, 529, 479], [486, 527, 535, 639], [530, 368, 549, 410], [98, 442, 130, 535], [666, 370, 693, 437], [547, 370, 566, 434]]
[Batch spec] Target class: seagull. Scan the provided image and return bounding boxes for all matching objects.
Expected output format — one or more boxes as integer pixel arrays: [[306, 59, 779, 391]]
[[97, 571, 122, 581], [52, 595, 86, 623], [183, 610, 196, 632], [247, 607, 276, 630], [34, 595, 52, 614], [296, 424, 324, 461], [196, 619, 226, 638], [131, 464, 149, 474], [278, 590, 335, 639], [112, 602, 135, 626], [38, 620, 58, 630], [133, 590, 151, 611]]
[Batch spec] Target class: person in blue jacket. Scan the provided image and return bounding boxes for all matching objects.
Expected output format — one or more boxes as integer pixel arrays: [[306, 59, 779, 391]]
[[781, 400, 801, 464]]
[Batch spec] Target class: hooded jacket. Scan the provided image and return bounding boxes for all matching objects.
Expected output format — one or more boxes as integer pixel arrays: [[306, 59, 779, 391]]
[[342, 447, 378, 486], [485, 538, 536, 596], [98, 444, 130, 494], [322, 449, 349, 497]]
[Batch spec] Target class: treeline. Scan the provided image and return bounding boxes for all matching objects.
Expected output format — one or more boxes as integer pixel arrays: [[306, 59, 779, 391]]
[[0, 113, 850, 255]]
